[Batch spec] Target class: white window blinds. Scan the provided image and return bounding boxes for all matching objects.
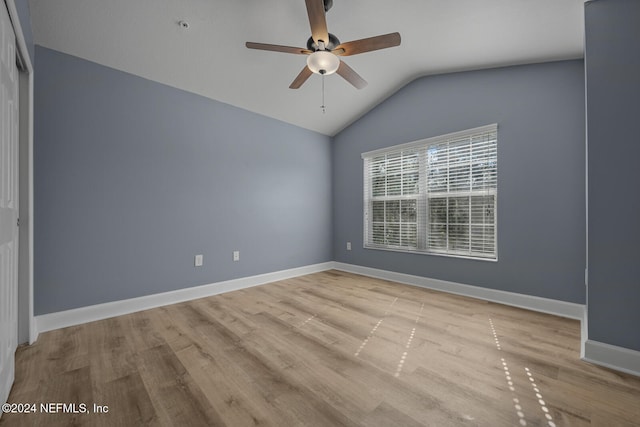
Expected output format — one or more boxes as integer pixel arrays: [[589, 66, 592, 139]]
[[363, 125, 497, 260]]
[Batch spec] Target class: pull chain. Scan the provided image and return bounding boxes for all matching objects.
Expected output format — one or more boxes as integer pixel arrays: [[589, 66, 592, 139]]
[[321, 73, 326, 114]]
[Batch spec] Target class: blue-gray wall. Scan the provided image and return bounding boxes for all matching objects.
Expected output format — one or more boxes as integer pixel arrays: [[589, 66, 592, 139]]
[[333, 60, 586, 303], [585, 0, 640, 351], [34, 46, 332, 315]]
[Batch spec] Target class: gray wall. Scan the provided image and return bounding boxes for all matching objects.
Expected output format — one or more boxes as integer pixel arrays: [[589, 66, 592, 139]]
[[34, 46, 332, 315], [585, 0, 640, 351], [333, 60, 586, 303]]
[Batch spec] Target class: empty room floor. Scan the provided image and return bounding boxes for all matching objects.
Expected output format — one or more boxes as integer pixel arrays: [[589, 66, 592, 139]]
[[1, 270, 639, 426]]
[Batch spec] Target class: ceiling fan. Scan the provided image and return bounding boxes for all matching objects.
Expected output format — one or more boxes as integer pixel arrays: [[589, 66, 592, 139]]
[[246, 0, 401, 90]]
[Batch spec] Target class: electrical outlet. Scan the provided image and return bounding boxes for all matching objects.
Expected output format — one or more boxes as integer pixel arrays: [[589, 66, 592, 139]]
[[346, 242, 352, 250], [233, 251, 240, 261], [195, 254, 203, 267]]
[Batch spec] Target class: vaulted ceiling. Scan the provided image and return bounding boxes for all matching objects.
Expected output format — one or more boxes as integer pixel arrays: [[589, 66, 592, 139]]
[[28, 0, 585, 136]]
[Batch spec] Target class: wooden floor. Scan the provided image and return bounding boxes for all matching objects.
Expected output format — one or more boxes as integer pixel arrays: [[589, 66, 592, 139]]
[[2, 270, 639, 426]]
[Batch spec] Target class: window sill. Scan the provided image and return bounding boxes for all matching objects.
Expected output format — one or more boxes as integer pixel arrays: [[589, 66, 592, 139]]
[[363, 244, 498, 262]]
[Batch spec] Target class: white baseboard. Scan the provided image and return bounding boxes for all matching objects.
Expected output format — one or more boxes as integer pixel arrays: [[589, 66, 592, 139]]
[[333, 262, 585, 320], [583, 340, 640, 377], [580, 308, 588, 359], [34, 262, 334, 337], [34, 260, 640, 378], [334, 263, 640, 377]]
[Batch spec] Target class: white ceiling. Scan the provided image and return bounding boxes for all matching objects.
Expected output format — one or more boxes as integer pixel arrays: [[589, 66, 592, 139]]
[[28, 0, 585, 136]]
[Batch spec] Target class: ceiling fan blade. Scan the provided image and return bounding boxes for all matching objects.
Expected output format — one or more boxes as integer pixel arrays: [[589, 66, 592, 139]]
[[334, 32, 401, 56], [289, 66, 314, 89], [337, 61, 367, 89], [305, 0, 329, 45], [246, 42, 312, 55]]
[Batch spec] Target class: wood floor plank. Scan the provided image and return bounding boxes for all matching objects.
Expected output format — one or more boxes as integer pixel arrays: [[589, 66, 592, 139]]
[[86, 317, 138, 385], [243, 312, 383, 414], [92, 372, 158, 427], [2, 366, 94, 427], [2, 270, 639, 426], [362, 401, 426, 427], [168, 315, 297, 426], [136, 343, 225, 426], [186, 311, 356, 426], [176, 343, 274, 427], [120, 310, 167, 352]]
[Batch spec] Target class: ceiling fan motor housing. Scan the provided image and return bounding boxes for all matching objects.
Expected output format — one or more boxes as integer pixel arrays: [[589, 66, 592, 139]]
[[324, 0, 333, 12], [306, 33, 341, 52]]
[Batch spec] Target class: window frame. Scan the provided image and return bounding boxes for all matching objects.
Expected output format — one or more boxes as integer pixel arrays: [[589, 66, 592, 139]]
[[362, 124, 498, 261]]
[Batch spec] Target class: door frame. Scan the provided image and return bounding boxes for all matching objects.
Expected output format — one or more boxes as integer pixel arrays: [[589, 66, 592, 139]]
[[5, 0, 35, 344]]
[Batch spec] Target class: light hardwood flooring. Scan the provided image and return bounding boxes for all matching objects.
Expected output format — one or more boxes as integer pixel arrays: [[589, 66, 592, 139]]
[[2, 270, 640, 426]]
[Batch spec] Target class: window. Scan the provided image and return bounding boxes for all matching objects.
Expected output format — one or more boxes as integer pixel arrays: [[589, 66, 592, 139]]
[[363, 125, 497, 260]]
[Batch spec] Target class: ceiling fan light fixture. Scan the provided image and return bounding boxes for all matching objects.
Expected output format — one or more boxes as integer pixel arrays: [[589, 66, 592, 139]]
[[245, 0, 401, 89], [306, 51, 339, 75]]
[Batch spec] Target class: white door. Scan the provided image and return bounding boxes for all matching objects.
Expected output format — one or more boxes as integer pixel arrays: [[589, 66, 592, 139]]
[[0, 1, 19, 408]]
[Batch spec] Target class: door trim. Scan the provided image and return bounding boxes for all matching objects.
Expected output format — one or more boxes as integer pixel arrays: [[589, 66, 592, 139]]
[[5, 0, 35, 344]]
